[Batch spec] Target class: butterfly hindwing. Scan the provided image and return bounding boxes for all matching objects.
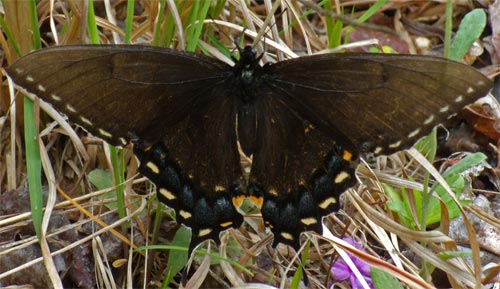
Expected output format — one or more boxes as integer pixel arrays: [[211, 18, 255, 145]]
[[134, 95, 244, 251], [245, 82, 357, 249]]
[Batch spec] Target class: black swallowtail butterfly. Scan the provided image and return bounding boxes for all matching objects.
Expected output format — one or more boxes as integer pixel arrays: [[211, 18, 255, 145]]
[[7, 44, 492, 272]]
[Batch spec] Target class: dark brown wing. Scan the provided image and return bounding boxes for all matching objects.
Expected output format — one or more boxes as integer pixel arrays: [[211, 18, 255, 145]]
[[7, 45, 231, 146], [249, 53, 492, 249], [7, 45, 244, 252], [265, 54, 493, 156]]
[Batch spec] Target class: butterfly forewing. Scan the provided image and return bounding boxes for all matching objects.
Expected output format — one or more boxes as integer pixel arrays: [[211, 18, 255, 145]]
[[7, 45, 232, 146], [265, 54, 492, 156]]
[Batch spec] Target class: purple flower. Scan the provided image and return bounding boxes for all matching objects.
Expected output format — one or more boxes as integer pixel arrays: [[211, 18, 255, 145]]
[[331, 237, 374, 289]]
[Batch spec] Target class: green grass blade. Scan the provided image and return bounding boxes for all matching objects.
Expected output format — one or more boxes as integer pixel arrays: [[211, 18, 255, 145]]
[[28, 0, 41, 49], [25, 0, 42, 240], [124, 0, 135, 44], [357, 0, 388, 23], [0, 14, 22, 57], [153, 0, 167, 46], [449, 9, 487, 61], [443, 0, 453, 58], [24, 97, 43, 240], [87, 0, 100, 44]]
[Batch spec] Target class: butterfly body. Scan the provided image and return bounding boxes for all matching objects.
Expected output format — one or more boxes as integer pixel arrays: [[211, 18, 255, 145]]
[[7, 44, 492, 254]]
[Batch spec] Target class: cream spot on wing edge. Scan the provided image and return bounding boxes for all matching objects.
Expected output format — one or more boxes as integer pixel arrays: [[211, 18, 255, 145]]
[[66, 104, 76, 113], [80, 116, 93, 126], [220, 221, 233, 228], [334, 171, 350, 184], [51, 94, 62, 101], [98, 128, 113, 138], [26, 75, 34, 82], [319, 197, 337, 209], [146, 162, 159, 174], [454, 95, 464, 103], [374, 147, 383, 155], [446, 113, 458, 120], [407, 128, 421, 139], [37, 84, 46, 92], [301, 217, 317, 226], [467, 87, 475, 94], [389, 140, 402, 149], [159, 188, 176, 200], [439, 105, 449, 113], [179, 210, 192, 219], [280, 232, 294, 240], [423, 114, 435, 125], [198, 228, 212, 237]]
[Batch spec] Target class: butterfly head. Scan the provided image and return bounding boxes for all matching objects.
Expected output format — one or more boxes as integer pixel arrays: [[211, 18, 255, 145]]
[[234, 46, 263, 84]]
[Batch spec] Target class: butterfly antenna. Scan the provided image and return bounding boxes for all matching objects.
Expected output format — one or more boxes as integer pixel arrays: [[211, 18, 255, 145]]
[[236, 28, 245, 48], [207, 15, 245, 63], [253, 7, 287, 63], [227, 27, 254, 64]]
